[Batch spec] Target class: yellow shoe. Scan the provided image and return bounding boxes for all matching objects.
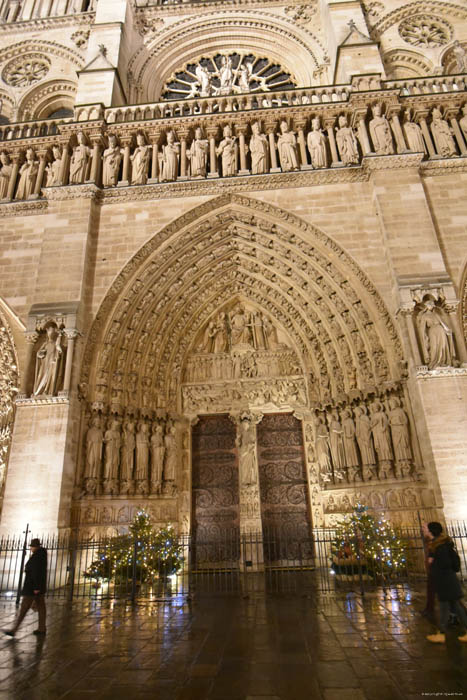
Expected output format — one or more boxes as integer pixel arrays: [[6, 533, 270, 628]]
[[426, 632, 446, 643], [458, 633, 467, 642]]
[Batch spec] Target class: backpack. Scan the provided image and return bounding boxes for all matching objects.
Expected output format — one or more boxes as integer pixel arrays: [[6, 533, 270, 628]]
[[450, 546, 461, 573]]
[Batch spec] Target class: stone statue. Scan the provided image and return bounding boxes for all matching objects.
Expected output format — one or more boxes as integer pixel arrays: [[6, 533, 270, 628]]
[[236, 419, 258, 485], [0, 152, 12, 199], [195, 64, 212, 97], [16, 148, 38, 199], [342, 408, 360, 474], [45, 145, 62, 186], [252, 312, 267, 350], [263, 316, 280, 350], [212, 313, 228, 353], [430, 108, 457, 157], [453, 40, 467, 72], [329, 410, 345, 479], [369, 103, 394, 155], [218, 55, 234, 94], [370, 401, 393, 464], [163, 424, 177, 482], [33, 323, 63, 396], [69, 131, 91, 184], [200, 320, 216, 353], [102, 134, 122, 187], [388, 397, 413, 464], [150, 423, 165, 493], [315, 416, 332, 481], [160, 130, 180, 182], [249, 121, 269, 175], [459, 104, 467, 143], [354, 406, 376, 476], [84, 416, 103, 487], [103, 419, 121, 492], [402, 109, 425, 153], [277, 120, 299, 171], [230, 305, 253, 348], [335, 115, 359, 165], [130, 133, 150, 185], [187, 127, 208, 177], [216, 124, 237, 176], [307, 117, 328, 168], [135, 421, 150, 492], [418, 297, 456, 369], [120, 419, 135, 487]]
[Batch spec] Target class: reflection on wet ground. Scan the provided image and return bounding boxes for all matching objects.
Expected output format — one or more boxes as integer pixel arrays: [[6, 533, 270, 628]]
[[0, 584, 466, 699]]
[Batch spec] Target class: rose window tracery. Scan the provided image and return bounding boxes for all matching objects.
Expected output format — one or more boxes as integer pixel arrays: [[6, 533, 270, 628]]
[[2, 54, 51, 88], [162, 53, 296, 100], [398, 15, 452, 48]]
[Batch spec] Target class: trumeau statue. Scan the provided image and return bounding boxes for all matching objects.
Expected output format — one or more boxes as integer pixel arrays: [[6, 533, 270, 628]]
[[69, 131, 91, 184], [277, 120, 299, 171], [131, 133, 150, 185], [417, 297, 456, 369], [335, 115, 359, 165], [33, 323, 63, 396], [0, 152, 12, 199], [402, 109, 426, 153], [16, 148, 38, 199], [369, 103, 394, 155], [160, 130, 180, 182], [216, 124, 237, 176], [236, 419, 258, 485], [45, 145, 62, 187], [187, 127, 208, 177], [102, 134, 122, 187], [249, 121, 269, 174], [307, 117, 328, 168], [430, 108, 457, 157]]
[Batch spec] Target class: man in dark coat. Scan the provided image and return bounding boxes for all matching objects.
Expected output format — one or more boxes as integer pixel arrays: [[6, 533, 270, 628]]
[[4, 538, 47, 637], [425, 521, 467, 643]]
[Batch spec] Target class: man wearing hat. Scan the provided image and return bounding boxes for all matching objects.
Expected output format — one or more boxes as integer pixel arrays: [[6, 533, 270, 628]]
[[4, 538, 47, 637]]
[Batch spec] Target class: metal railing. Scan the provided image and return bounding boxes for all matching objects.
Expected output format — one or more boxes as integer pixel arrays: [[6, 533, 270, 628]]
[[0, 521, 465, 600]]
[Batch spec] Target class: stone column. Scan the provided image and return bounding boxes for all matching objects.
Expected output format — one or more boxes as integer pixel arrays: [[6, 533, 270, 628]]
[[148, 135, 160, 184], [7, 153, 20, 201], [446, 109, 467, 156], [295, 119, 310, 169], [61, 329, 79, 395], [59, 139, 70, 186], [445, 302, 467, 365], [266, 121, 280, 172], [353, 109, 371, 156], [32, 149, 49, 198], [236, 125, 249, 175], [416, 111, 436, 158], [178, 130, 188, 180], [324, 117, 341, 166], [397, 303, 422, 367], [118, 138, 132, 186], [18, 331, 38, 398], [88, 135, 103, 184], [207, 126, 219, 178]]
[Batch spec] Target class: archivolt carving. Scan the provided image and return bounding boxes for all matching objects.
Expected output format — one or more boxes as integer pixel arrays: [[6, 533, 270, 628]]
[[382, 49, 434, 79], [0, 308, 18, 494], [80, 195, 403, 414], [18, 80, 77, 120], [0, 40, 85, 70], [371, 2, 467, 38]]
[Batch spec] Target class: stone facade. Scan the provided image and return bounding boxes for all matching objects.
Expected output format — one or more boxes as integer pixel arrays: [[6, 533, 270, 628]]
[[0, 0, 466, 536]]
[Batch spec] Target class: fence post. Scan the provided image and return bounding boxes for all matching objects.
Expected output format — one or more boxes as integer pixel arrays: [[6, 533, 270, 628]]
[[131, 538, 138, 603], [16, 524, 29, 607], [68, 531, 78, 602]]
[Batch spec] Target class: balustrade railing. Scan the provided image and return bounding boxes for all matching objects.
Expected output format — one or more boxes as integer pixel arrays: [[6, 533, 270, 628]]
[[0, 0, 94, 22]]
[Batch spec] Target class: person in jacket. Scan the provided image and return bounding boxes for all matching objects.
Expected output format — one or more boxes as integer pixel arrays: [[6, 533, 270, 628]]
[[4, 538, 47, 637], [425, 521, 467, 643]]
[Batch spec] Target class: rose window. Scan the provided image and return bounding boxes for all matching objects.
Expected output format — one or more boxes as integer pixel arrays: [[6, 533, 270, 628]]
[[2, 55, 50, 88], [398, 15, 452, 48]]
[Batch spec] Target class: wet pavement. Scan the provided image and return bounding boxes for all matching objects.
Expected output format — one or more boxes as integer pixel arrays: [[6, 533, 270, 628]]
[[0, 585, 466, 700]]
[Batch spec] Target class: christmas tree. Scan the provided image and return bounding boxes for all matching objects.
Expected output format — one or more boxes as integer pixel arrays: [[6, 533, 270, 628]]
[[85, 509, 183, 583], [331, 503, 407, 579]]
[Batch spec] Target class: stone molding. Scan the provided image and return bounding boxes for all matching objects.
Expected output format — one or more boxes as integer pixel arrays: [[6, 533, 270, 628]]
[[371, 1, 467, 38], [415, 365, 467, 378], [0, 12, 94, 35], [0, 200, 47, 216], [15, 395, 70, 406]]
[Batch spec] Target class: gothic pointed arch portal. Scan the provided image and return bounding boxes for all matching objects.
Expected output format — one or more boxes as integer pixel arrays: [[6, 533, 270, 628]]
[[77, 194, 429, 537]]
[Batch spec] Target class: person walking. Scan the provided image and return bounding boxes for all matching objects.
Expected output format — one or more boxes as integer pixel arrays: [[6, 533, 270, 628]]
[[425, 522, 467, 643], [4, 538, 47, 637], [421, 523, 436, 624]]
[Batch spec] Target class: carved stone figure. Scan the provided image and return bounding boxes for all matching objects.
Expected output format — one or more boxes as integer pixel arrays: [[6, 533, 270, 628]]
[[236, 419, 258, 485], [102, 134, 122, 187], [388, 397, 413, 464], [249, 121, 269, 174], [150, 423, 165, 493], [195, 64, 212, 97], [131, 133, 150, 185], [418, 297, 456, 369], [277, 121, 299, 171], [212, 313, 228, 352], [103, 420, 121, 493], [335, 115, 359, 165], [120, 419, 135, 488], [0, 152, 12, 199], [230, 305, 253, 348], [45, 145, 62, 186], [315, 415, 332, 481], [33, 323, 63, 396], [370, 401, 393, 464], [160, 130, 180, 182], [329, 410, 345, 478], [307, 117, 328, 168], [369, 103, 394, 155], [402, 109, 425, 153], [163, 424, 177, 482], [216, 124, 237, 176], [16, 148, 38, 199], [453, 40, 467, 72], [460, 104, 467, 143], [218, 55, 234, 94], [135, 421, 150, 492], [84, 416, 103, 482], [69, 131, 91, 184], [341, 408, 360, 474], [263, 316, 280, 350], [354, 405, 376, 474], [187, 127, 208, 177], [430, 108, 457, 157]]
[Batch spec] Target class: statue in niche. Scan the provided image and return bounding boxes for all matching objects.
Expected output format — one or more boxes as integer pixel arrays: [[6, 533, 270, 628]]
[[388, 397, 413, 467], [277, 120, 299, 171], [150, 423, 165, 494], [230, 305, 253, 349], [341, 408, 360, 480], [102, 134, 122, 187], [0, 152, 12, 199], [160, 130, 180, 182], [354, 405, 376, 479], [402, 109, 425, 153], [369, 103, 394, 155], [135, 421, 150, 494], [187, 127, 208, 177], [131, 133, 150, 185], [459, 104, 467, 143], [329, 410, 345, 480], [194, 64, 213, 97], [69, 131, 91, 184], [216, 124, 237, 176], [199, 320, 216, 354], [84, 416, 103, 493], [315, 415, 332, 482], [120, 419, 135, 493], [452, 41, 467, 73], [335, 115, 359, 165], [218, 55, 234, 94], [33, 323, 63, 396], [236, 419, 258, 485], [370, 401, 393, 472], [16, 148, 38, 199], [307, 117, 328, 168], [263, 316, 281, 350], [212, 313, 228, 353], [103, 419, 121, 494], [45, 145, 63, 186], [163, 424, 177, 483], [430, 108, 457, 158], [249, 121, 269, 175], [418, 297, 456, 369]]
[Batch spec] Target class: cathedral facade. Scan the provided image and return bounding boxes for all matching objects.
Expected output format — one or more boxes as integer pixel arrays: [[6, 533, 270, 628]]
[[0, 0, 466, 543]]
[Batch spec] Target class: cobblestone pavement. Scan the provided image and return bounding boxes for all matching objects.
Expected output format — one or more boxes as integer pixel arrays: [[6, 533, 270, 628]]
[[0, 585, 466, 700]]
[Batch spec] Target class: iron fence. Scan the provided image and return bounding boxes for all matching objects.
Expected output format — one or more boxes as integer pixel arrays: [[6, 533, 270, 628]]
[[0, 521, 465, 601]]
